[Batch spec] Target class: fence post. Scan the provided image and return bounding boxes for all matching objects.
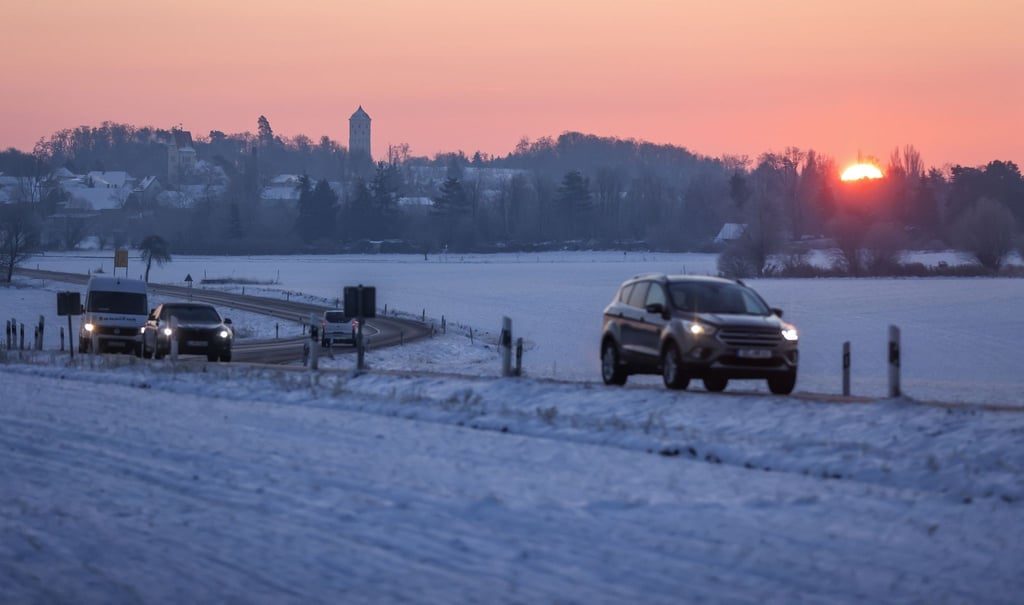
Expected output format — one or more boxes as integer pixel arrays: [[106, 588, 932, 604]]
[[60, 326, 65, 352], [356, 320, 366, 371], [20, 323, 25, 350], [500, 317, 513, 377], [842, 341, 851, 396], [170, 316, 179, 360], [308, 313, 320, 370], [515, 337, 523, 377], [888, 325, 901, 398], [37, 315, 45, 350]]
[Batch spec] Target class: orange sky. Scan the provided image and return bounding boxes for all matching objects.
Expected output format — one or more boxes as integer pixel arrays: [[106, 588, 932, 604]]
[[1, 0, 1021, 169]]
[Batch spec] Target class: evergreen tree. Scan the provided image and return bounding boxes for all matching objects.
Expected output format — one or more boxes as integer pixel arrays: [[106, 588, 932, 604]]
[[257, 115, 274, 147], [555, 170, 593, 240], [433, 177, 471, 249], [295, 176, 338, 243]]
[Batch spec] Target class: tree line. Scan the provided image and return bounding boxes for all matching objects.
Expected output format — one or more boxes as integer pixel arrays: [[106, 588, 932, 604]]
[[2, 118, 1023, 281]]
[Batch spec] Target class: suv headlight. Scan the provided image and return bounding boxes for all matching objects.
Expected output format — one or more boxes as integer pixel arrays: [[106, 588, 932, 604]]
[[84, 323, 95, 332], [781, 324, 799, 341], [218, 330, 230, 339], [162, 327, 173, 336], [683, 320, 716, 337]]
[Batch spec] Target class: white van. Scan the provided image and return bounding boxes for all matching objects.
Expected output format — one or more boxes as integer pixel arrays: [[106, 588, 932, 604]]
[[79, 276, 148, 354]]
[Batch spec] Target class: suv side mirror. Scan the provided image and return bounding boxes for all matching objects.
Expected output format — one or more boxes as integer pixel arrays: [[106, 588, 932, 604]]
[[645, 303, 669, 318], [772, 307, 784, 317], [224, 318, 232, 325]]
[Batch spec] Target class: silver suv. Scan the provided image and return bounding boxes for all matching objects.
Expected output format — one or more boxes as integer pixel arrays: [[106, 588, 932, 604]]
[[601, 274, 799, 394]]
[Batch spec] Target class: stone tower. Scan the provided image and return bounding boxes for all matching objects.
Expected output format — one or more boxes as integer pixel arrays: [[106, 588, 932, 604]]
[[349, 106, 372, 161]]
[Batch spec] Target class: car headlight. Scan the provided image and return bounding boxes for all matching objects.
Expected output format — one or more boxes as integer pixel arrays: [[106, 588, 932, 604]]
[[163, 328, 173, 336], [218, 330, 230, 339], [781, 325, 799, 341], [84, 323, 95, 332], [684, 321, 716, 337]]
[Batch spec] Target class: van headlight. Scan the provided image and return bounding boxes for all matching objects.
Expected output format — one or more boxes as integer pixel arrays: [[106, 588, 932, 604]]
[[781, 324, 799, 341]]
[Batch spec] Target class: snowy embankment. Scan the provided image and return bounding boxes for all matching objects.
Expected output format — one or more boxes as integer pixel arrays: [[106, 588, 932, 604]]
[[2, 357, 1023, 604]]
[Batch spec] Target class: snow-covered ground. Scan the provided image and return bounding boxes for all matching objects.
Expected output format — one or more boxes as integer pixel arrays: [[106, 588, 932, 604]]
[[2, 251, 1023, 603]]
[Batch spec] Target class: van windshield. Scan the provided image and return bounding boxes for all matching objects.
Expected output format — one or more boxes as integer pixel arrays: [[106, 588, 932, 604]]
[[87, 292, 147, 315]]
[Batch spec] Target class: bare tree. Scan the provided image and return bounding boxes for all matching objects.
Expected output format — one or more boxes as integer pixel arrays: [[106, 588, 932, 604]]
[[137, 234, 172, 282], [827, 213, 869, 276], [61, 214, 91, 250], [717, 196, 787, 278], [0, 203, 39, 282], [862, 222, 907, 275], [952, 198, 1018, 272]]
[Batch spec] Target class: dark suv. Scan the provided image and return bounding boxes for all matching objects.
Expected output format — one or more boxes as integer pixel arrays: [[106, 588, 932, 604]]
[[141, 302, 234, 362], [601, 274, 798, 393]]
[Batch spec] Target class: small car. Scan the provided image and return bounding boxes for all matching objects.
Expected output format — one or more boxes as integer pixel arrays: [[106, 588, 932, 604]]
[[600, 274, 799, 393], [320, 310, 357, 347], [140, 302, 233, 362]]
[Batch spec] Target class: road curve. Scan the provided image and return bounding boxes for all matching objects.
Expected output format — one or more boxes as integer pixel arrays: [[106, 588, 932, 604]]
[[15, 267, 432, 364]]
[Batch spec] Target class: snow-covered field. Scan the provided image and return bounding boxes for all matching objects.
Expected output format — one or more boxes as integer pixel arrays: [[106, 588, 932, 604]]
[[2, 251, 1023, 603], [15, 249, 1024, 405]]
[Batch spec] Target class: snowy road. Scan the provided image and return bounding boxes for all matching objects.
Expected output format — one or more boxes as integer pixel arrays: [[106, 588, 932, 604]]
[[2, 361, 1022, 604]]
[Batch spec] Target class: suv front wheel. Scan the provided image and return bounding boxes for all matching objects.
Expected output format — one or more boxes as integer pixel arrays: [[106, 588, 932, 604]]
[[767, 371, 797, 395], [662, 342, 690, 390], [601, 341, 628, 386]]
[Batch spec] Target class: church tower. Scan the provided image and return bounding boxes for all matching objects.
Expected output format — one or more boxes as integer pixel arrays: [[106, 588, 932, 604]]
[[349, 106, 372, 162]]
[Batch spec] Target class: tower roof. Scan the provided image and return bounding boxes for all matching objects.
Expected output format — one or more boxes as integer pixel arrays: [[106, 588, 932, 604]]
[[350, 105, 371, 121]]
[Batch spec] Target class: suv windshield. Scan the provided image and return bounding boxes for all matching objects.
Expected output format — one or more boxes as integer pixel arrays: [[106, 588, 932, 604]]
[[87, 292, 147, 314], [667, 282, 770, 315], [164, 306, 221, 323]]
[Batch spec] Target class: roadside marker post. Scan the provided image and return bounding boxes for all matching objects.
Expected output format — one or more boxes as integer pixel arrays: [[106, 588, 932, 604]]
[[308, 313, 320, 370], [500, 316, 513, 377], [842, 341, 851, 396], [170, 316, 179, 360], [888, 326, 901, 398]]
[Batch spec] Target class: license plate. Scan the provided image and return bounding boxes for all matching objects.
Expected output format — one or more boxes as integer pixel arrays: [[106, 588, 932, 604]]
[[187, 340, 208, 347], [738, 348, 771, 359]]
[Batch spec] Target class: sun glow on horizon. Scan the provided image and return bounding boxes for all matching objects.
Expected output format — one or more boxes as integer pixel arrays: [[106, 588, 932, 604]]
[[841, 163, 884, 181]]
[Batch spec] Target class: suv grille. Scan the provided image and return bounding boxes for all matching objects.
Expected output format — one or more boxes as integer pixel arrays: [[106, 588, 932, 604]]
[[717, 327, 782, 348]]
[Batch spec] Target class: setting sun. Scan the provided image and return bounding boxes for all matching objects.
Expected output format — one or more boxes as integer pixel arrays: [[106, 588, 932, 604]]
[[841, 163, 884, 181]]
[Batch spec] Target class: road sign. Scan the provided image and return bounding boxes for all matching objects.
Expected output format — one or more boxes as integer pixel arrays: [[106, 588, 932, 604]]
[[56, 291, 81, 316], [344, 285, 376, 318]]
